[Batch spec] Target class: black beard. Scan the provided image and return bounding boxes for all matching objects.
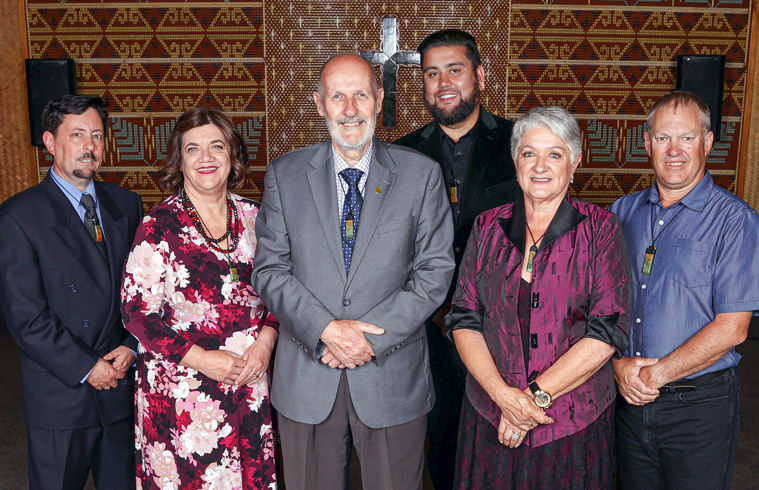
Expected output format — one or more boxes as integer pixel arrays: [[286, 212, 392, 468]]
[[425, 87, 480, 126]]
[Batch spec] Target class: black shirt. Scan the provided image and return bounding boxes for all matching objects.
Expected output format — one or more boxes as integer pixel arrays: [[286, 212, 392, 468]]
[[438, 122, 479, 225]]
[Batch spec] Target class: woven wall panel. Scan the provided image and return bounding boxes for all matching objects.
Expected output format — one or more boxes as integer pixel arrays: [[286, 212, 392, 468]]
[[0, 1, 35, 202], [23, 0, 754, 208]]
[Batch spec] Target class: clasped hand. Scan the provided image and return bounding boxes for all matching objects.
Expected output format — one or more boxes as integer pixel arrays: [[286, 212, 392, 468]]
[[87, 345, 135, 390], [495, 386, 554, 449], [320, 319, 385, 369], [613, 356, 660, 406], [234, 339, 275, 386]]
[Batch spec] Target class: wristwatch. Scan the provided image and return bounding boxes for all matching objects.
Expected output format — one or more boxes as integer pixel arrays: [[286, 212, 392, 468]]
[[529, 379, 553, 408]]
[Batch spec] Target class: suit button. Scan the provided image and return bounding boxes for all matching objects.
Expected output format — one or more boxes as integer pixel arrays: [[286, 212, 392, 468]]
[[69, 285, 77, 292], [343, 299, 351, 306], [83, 320, 90, 328]]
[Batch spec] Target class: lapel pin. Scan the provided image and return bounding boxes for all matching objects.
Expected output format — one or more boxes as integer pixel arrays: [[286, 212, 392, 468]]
[[376, 186, 381, 194]]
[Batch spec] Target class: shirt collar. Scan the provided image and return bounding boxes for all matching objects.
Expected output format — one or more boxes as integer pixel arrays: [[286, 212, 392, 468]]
[[49, 165, 98, 204], [645, 170, 713, 212], [436, 110, 481, 146], [331, 140, 373, 175], [498, 194, 586, 257]]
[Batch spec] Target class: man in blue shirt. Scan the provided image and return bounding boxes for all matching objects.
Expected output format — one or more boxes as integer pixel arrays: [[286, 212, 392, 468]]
[[0, 95, 143, 489], [610, 91, 759, 489]]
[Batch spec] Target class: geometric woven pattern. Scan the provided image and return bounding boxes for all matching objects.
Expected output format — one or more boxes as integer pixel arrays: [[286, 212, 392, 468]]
[[24, 0, 752, 209]]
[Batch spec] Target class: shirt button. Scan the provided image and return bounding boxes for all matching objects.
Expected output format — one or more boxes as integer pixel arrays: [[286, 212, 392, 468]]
[[636, 318, 641, 323], [641, 284, 646, 289], [343, 299, 351, 306], [69, 285, 77, 292], [636, 351, 641, 356], [83, 320, 90, 328], [658, 220, 664, 225], [454, 246, 461, 253]]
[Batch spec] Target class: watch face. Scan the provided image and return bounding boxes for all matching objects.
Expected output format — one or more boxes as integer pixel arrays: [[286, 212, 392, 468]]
[[534, 391, 552, 408]]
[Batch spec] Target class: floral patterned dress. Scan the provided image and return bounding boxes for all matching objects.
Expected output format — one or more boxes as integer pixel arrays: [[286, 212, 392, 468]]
[[121, 194, 278, 490]]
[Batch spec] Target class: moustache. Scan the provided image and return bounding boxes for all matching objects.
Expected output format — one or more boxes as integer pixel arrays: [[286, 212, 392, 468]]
[[337, 116, 368, 125], [435, 88, 461, 97], [79, 152, 98, 162]]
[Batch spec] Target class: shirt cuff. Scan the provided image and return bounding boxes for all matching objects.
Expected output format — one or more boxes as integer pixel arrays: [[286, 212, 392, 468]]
[[583, 313, 629, 359], [80, 366, 95, 384], [445, 305, 484, 341]]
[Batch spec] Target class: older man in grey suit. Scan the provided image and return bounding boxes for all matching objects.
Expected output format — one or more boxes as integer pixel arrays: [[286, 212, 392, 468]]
[[253, 52, 455, 490]]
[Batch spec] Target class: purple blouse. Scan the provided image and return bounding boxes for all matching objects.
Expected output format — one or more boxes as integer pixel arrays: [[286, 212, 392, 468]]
[[447, 196, 631, 447]]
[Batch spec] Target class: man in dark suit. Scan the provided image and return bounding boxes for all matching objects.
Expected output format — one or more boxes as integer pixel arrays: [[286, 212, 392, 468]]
[[0, 95, 143, 490], [395, 29, 520, 490]]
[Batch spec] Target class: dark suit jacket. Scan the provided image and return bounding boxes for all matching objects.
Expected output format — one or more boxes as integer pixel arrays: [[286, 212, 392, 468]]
[[395, 108, 520, 297], [0, 174, 143, 430]]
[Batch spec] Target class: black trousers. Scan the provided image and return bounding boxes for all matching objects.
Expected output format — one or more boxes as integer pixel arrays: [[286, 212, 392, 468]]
[[27, 416, 135, 490], [616, 367, 739, 490], [425, 320, 466, 490]]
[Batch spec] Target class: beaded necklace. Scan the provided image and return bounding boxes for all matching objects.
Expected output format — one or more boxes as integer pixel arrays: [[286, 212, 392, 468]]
[[180, 188, 241, 281]]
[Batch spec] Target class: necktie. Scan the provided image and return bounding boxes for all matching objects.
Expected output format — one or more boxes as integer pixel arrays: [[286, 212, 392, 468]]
[[340, 168, 364, 274], [80, 193, 109, 263]]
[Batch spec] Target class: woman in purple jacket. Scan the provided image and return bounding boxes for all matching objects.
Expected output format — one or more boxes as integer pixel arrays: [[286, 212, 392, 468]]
[[446, 106, 631, 489]]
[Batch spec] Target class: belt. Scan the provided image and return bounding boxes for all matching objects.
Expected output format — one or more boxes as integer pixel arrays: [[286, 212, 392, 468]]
[[658, 368, 731, 395]]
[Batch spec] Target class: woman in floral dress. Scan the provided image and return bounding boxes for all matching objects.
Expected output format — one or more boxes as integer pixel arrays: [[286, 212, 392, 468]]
[[121, 107, 278, 489]]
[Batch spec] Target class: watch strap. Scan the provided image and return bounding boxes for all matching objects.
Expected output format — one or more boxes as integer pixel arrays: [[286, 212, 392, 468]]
[[528, 379, 541, 395]]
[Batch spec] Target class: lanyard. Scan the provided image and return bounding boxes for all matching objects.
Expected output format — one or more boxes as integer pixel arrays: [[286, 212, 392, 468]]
[[642, 203, 685, 275]]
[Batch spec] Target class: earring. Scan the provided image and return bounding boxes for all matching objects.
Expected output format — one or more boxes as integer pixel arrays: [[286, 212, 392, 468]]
[[570, 176, 574, 184]]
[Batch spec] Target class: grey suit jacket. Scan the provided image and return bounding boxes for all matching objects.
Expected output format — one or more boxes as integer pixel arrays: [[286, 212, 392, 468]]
[[253, 138, 455, 429]]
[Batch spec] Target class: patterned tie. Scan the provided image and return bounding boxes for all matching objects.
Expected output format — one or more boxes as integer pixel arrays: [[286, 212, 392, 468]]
[[340, 168, 364, 274], [80, 193, 109, 263]]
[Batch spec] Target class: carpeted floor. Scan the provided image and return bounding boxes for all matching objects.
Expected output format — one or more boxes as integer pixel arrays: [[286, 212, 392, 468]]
[[1, 320, 757, 489]]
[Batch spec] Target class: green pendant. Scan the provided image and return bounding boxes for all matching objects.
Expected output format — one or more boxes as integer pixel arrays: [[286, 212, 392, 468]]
[[642, 246, 656, 276], [346, 213, 355, 239], [526, 245, 537, 273]]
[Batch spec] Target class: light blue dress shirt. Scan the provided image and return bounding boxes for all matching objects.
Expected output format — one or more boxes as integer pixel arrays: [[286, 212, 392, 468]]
[[610, 171, 759, 378], [49, 166, 107, 242]]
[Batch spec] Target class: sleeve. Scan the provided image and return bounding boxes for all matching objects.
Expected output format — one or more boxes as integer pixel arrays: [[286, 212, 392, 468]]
[[119, 193, 144, 353], [120, 212, 192, 364], [357, 161, 456, 361], [262, 309, 279, 332], [583, 213, 632, 358], [444, 216, 486, 340], [252, 164, 340, 359], [713, 206, 759, 315], [0, 208, 98, 387]]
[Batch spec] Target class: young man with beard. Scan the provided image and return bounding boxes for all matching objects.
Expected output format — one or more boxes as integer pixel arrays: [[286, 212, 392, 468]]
[[253, 52, 455, 490], [395, 29, 520, 490]]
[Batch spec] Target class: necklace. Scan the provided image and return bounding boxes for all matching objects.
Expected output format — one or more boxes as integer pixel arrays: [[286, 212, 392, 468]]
[[525, 220, 548, 274], [642, 203, 686, 275], [180, 188, 241, 281]]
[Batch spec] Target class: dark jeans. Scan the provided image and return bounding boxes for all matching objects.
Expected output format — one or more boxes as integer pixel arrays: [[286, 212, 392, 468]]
[[426, 320, 466, 490], [616, 367, 740, 490]]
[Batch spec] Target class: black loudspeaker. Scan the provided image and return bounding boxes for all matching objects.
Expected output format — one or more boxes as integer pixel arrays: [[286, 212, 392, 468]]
[[25, 59, 77, 146], [676, 55, 725, 141]]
